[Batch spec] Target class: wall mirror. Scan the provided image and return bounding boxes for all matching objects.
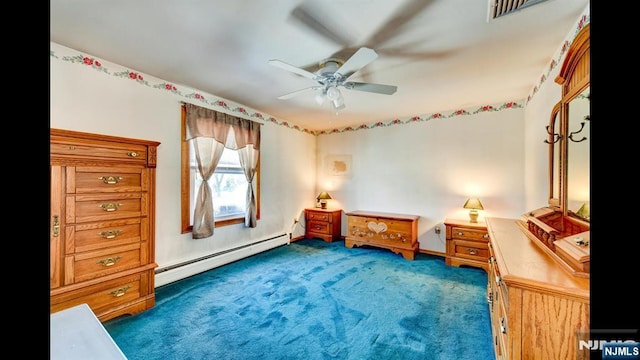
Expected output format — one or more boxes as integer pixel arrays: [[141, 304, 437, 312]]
[[566, 86, 590, 221]]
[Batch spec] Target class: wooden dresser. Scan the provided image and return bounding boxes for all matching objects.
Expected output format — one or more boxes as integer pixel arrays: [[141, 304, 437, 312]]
[[486, 217, 589, 360], [50, 129, 160, 322], [444, 218, 490, 271], [305, 208, 342, 242], [345, 210, 419, 260]]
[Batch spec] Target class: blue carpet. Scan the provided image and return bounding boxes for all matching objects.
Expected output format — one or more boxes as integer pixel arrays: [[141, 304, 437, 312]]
[[104, 239, 494, 360]]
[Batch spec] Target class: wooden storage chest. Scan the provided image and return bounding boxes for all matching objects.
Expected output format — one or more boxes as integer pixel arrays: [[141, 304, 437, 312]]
[[345, 210, 419, 260]]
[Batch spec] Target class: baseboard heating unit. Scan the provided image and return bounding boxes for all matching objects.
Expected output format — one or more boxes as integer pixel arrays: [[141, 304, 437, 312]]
[[154, 233, 289, 287]]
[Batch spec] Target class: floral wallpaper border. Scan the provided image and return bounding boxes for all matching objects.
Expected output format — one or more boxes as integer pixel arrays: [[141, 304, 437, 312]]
[[524, 14, 590, 105], [50, 12, 588, 137]]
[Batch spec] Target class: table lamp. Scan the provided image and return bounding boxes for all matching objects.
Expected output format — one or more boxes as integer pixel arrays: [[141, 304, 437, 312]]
[[316, 192, 332, 209], [463, 197, 484, 223], [576, 202, 590, 220]]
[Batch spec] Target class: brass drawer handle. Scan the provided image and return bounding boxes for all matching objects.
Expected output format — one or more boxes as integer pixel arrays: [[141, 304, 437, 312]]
[[52, 215, 60, 237], [467, 248, 478, 255], [500, 317, 507, 334], [97, 256, 122, 267], [483, 234, 489, 239], [98, 176, 123, 184], [109, 285, 131, 297], [127, 151, 140, 158], [487, 292, 493, 305], [457, 232, 463, 236], [99, 203, 122, 212], [315, 225, 322, 230], [98, 229, 122, 239]]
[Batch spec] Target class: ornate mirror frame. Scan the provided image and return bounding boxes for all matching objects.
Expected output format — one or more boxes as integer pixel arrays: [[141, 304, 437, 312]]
[[547, 102, 561, 208], [554, 23, 590, 221]]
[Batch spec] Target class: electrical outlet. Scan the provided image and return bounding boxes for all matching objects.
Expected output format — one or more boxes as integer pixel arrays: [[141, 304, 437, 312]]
[[435, 225, 441, 234], [293, 218, 299, 224]]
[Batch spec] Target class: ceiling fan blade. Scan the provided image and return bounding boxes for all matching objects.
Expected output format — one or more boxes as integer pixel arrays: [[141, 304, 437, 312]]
[[343, 81, 397, 95], [335, 47, 378, 80], [277, 86, 322, 100], [268, 59, 319, 81], [289, 3, 354, 47], [364, 0, 436, 48]]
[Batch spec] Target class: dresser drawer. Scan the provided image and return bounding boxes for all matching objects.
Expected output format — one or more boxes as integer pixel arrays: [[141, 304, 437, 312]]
[[51, 273, 145, 316], [67, 166, 147, 194], [451, 226, 489, 242], [67, 193, 147, 223], [51, 141, 148, 164], [71, 243, 143, 283], [71, 218, 147, 253], [452, 239, 489, 260]]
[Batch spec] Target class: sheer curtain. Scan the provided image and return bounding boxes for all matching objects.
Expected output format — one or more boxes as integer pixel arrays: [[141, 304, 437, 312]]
[[184, 103, 261, 238]]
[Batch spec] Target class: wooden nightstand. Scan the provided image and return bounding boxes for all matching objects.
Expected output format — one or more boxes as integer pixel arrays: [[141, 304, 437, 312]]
[[305, 208, 342, 242], [444, 218, 489, 271]]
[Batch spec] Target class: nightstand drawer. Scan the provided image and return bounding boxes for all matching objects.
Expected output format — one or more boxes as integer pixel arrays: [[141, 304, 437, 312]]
[[308, 220, 331, 235], [307, 211, 332, 222], [452, 239, 489, 260], [451, 226, 489, 242]]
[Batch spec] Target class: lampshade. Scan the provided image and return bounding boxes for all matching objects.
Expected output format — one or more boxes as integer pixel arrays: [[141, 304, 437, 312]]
[[576, 203, 590, 219], [463, 198, 484, 210], [316, 192, 332, 200]]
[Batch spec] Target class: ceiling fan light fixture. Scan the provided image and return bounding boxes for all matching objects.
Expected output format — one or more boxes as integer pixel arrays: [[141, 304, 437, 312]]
[[332, 97, 344, 110], [314, 91, 325, 105], [326, 86, 341, 101]]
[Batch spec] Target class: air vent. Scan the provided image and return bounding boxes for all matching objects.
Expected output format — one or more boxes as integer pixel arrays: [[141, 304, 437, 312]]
[[487, 0, 551, 21]]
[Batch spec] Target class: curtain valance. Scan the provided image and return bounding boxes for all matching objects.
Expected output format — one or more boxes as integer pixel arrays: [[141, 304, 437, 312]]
[[184, 103, 260, 150]]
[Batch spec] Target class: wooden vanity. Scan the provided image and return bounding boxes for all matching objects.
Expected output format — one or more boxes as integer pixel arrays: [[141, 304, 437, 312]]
[[486, 217, 589, 360]]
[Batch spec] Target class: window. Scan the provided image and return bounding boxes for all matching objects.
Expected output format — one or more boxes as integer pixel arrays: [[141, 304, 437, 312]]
[[180, 107, 260, 234]]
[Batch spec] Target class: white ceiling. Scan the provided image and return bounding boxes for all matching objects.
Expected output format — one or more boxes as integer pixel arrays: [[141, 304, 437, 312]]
[[50, 0, 588, 131]]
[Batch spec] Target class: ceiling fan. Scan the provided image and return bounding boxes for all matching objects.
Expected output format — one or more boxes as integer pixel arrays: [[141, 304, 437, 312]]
[[268, 47, 397, 111]]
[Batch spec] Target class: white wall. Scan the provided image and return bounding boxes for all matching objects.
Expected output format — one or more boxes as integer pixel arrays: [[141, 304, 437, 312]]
[[50, 43, 317, 271], [316, 105, 525, 253]]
